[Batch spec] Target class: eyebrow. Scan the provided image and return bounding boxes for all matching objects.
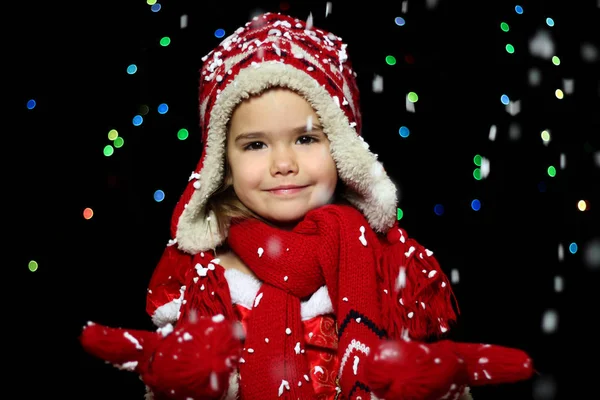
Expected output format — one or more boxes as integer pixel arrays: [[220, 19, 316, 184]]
[[234, 124, 324, 143]]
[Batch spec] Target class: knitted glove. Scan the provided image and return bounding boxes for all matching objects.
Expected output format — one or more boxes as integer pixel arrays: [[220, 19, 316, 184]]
[[366, 339, 533, 400], [79, 314, 243, 399]]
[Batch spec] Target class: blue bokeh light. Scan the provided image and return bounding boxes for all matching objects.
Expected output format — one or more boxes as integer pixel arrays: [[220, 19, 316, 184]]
[[157, 103, 169, 114], [26, 99, 37, 109], [215, 28, 226, 38], [471, 199, 481, 211], [399, 126, 410, 138], [154, 190, 165, 202], [394, 17, 406, 26], [133, 115, 144, 126], [434, 204, 445, 216], [569, 242, 578, 254]]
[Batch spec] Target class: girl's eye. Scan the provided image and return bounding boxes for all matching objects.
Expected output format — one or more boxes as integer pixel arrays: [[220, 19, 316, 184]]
[[244, 142, 266, 151], [243, 136, 318, 151], [297, 136, 317, 145]]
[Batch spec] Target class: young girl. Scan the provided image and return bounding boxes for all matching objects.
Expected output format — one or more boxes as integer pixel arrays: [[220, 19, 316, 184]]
[[81, 12, 534, 400]]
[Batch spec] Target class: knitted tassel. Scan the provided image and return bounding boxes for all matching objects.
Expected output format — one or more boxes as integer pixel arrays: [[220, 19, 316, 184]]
[[366, 339, 467, 400], [178, 257, 237, 324], [378, 224, 459, 341], [142, 315, 243, 400], [79, 322, 160, 373], [453, 342, 534, 386], [146, 245, 193, 320]]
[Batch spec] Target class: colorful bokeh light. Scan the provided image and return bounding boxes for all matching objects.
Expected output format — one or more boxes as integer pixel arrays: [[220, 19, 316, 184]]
[[83, 207, 94, 219]]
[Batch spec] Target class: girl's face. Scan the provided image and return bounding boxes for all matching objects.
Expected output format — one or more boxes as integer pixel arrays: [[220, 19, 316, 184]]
[[227, 87, 338, 228]]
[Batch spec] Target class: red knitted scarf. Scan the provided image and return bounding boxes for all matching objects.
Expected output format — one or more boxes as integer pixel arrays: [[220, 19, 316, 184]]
[[226, 204, 458, 400]]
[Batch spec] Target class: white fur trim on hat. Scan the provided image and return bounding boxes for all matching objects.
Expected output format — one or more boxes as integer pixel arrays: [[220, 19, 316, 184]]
[[176, 61, 398, 254]]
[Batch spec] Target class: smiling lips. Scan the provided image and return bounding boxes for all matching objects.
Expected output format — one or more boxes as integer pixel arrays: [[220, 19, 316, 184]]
[[267, 185, 308, 196]]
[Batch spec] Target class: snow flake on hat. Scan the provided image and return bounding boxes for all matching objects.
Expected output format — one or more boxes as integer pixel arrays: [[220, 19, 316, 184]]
[[338, 43, 348, 64], [371, 161, 385, 178], [188, 171, 200, 181]]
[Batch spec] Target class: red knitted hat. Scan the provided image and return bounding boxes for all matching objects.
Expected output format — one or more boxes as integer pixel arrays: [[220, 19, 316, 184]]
[[171, 12, 398, 253]]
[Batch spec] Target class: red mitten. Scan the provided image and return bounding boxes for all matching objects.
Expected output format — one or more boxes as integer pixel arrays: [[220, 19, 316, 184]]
[[80, 321, 160, 373], [366, 339, 468, 400], [80, 314, 243, 399], [366, 339, 534, 400], [453, 342, 533, 386]]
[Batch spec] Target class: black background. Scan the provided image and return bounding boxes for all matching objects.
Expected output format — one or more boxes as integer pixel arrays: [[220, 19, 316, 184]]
[[12, 0, 599, 398]]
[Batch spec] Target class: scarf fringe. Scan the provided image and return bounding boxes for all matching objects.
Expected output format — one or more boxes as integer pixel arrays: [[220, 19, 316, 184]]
[[378, 223, 459, 341]]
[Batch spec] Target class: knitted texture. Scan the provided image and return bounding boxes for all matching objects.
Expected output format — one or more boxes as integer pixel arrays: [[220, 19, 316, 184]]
[[365, 339, 533, 399], [80, 204, 534, 399], [78, 10, 537, 399], [197, 12, 362, 137], [80, 314, 243, 399], [227, 204, 455, 399]]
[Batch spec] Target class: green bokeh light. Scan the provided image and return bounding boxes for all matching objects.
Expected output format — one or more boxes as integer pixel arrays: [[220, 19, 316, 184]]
[[385, 55, 397, 65], [177, 128, 189, 140], [104, 145, 115, 156], [160, 37, 171, 47], [552, 56, 560, 65], [505, 44, 515, 53], [473, 154, 482, 166], [397, 208, 404, 220], [547, 165, 556, 177], [473, 168, 481, 180], [29, 260, 38, 272], [500, 22, 510, 32], [114, 137, 124, 148], [407, 92, 418, 102]]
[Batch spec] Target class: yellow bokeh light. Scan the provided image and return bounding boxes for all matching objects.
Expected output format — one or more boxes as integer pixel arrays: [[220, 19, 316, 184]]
[[541, 130, 551, 142], [108, 129, 119, 141], [577, 200, 588, 211], [555, 89, 564, 99]]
